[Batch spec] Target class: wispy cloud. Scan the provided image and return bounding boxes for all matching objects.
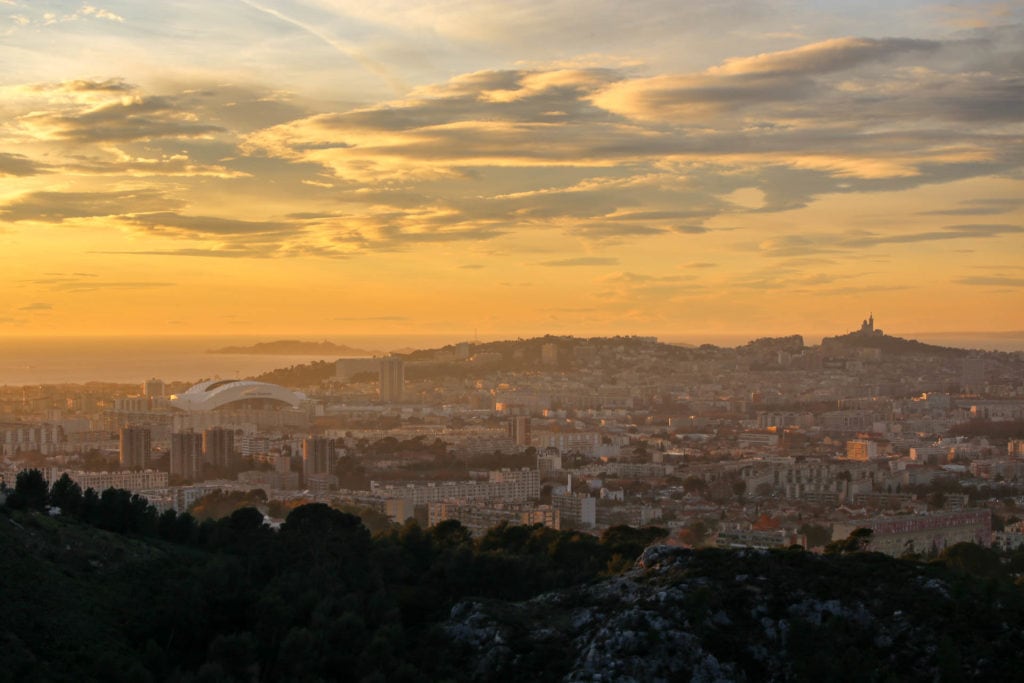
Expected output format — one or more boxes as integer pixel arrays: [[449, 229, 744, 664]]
[[540, 256, 619, 267], [26, 276, 174, 292], [0, 190, 177, 222], [92, 247, 275, 259], [237, 0, 403, 92], [920, 198, 1024, 216], [759, 224, 1023, 257], [957, 276, 1024, 288], [709, 37, 939, 76], [124, 212, 296, 237]]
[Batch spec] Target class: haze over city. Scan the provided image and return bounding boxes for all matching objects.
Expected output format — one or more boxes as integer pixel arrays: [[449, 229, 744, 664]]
[[1, 0, 1022, 339]]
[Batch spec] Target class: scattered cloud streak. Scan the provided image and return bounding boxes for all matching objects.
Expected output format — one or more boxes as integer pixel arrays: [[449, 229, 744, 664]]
[[957, 276, 1024, 288], [540, 257, 619, 267], [0, 190, 177, 222], [26, 275, 174, 292], [759, 224, 1023, 257]]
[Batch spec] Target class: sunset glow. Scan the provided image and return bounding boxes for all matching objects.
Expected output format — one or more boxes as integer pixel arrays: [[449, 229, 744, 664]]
[[2, 1, 1022, 339]]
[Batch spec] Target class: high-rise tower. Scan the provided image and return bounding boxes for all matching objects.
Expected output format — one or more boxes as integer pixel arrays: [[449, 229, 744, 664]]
[[202, 427, 236, 470], [379, 356, 405, 403], [119, 426, 151, 470], [302, 436, 336, 485], [170, 430, 203, 481], [508, 416, 532, 447]]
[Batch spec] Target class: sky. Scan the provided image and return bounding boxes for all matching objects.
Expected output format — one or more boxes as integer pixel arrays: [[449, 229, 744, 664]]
[[1, 0, 1022, 341]]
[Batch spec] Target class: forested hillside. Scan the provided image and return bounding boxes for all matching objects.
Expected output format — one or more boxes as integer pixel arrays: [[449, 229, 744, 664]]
[[3, 471, 1024, 682]]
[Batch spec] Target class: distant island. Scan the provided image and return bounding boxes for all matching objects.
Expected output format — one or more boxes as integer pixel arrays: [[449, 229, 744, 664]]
[[208, 340, 375, 356]]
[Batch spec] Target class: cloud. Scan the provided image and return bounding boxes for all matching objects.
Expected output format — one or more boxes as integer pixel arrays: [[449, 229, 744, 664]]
[[81, 5, 124, 23], [539, 256, 619, 267], [600, 272, 690, 284], [370, 223, 507, 247], [0, 190, 176, 222], [842, 223, 1023, 248], [1, 29, 1021, 264], [232, 28, 1021, 252], [920, 198, 1024, 216], [759, 224, 1023, 257], [26, 276, 174, 292], [18, 94, 223, 143], [12, 5, 125, 26], [957, 276, 1024, 287], [604, 210, 713, 221], [591, 37, 944, 122], [60, 78, 134, 93], [124, 212, 296, 237], [92, 247, 275, 259], [593, 271, 703, 305], [237, 0, 403, 92], [571, 223, 665, 240], [0, 152, 47, 176], [18, 302, 52, 311], [709, 37, 940, 76]]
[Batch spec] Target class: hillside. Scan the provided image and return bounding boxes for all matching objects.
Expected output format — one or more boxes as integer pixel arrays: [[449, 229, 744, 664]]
[[249, 359, 337, 386], [448, 545, 1024, 681], [821, 330, 967, 358], [3, 499, 1024, 682], [244, 329, 982, 388]]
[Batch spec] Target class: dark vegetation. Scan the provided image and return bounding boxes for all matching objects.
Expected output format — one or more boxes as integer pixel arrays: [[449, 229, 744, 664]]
[[250, 360, 335, 386], [822, 330, 968, 357], [1, 470, 665, 682], [3, 470, 1024, 681]]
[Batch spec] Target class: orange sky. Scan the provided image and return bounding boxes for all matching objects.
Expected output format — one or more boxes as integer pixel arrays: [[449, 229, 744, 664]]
[[1, 1, 1022, 340]]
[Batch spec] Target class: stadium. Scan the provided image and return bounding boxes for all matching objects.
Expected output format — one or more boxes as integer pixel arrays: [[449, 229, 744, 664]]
[[168, 380, 305, 412]]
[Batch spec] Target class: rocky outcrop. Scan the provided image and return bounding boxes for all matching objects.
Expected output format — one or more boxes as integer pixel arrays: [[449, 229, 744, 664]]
[[444, 546, 1024, 682]]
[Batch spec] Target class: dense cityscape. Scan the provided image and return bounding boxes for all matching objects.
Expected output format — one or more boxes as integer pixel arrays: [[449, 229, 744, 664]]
[[5, 320, 1024, 680], [4, 316, 1024, 555]]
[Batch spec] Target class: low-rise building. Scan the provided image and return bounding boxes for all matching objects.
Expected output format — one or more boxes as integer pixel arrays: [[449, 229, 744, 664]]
[[832, 509, 990, 556]]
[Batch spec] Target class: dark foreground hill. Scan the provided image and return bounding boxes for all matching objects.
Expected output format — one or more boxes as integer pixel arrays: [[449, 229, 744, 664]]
[[447, 545, 1024, 681], [2, 502, 1023, 682]]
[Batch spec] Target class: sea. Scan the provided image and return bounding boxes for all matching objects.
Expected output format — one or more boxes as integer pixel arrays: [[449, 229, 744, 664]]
[[0, 334, 463, 387], [0, 331, 1021, 387]]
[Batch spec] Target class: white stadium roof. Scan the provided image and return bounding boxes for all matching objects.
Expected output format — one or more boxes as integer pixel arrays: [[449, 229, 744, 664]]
[[169, 380, 305, 412]]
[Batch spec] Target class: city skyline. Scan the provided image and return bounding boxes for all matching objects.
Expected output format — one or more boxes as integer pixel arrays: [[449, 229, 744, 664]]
[[1, 1, 1022, 339]]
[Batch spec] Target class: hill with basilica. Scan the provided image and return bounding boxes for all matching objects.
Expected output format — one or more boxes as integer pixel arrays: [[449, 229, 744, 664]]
[[821, 314, 968, 358]]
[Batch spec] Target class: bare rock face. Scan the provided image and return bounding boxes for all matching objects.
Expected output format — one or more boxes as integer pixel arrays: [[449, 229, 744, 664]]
[[444, 546, 1024, 682]]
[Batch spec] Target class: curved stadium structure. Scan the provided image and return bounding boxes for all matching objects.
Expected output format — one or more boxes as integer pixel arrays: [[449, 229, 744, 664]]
[[169, 380, 305, 412]]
